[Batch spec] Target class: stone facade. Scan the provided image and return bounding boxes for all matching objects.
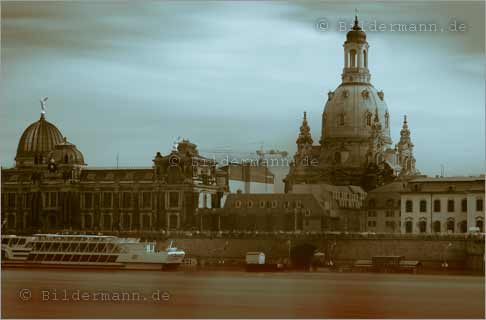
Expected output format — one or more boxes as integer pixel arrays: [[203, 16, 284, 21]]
[[400, 177, 485, 234], [1, 113, 227, 234]]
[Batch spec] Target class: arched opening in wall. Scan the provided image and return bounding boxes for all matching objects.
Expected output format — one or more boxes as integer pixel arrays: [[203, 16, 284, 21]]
[[459, 220, 467, 233], [447, 219, 455, 233], [350, 49, 357, 67], [418, 220, 427, 233], [64, 154, 68, 164], [476, 219, 483, 232], [433, 221, 441, 233], [363, 49, 368, 67], [405, 220, 412, 233], [290, 243, 317, 270]]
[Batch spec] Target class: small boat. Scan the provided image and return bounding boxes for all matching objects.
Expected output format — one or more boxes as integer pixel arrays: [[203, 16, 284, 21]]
[[1, 234, 185, 271]]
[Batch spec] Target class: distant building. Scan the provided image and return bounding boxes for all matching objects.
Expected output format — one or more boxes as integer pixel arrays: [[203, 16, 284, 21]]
[[400, 177, 485, 234], [1, 112, 226, 234], [284, 16, 419, 192], [220, 163, 274, 194], [290, 184, 367, 232], [197, 193, 330, 232], [364, 181, 404, 233]]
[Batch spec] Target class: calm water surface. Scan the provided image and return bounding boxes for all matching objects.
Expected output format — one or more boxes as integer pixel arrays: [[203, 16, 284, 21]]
[[2, 269, 484, 318]]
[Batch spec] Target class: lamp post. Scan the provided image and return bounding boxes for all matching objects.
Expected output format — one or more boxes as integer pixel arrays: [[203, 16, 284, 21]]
[[442, 242, 452, 268]]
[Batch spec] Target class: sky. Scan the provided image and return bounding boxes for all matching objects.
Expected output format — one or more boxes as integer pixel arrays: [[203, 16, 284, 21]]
[[1, 1, 484, 191]]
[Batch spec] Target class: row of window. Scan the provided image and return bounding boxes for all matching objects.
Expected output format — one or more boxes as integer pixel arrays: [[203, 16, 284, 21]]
[[404, 219, 484, 233], [368, 210, 399, 218], [27, 253, 118, 263], [3, 191, 181, 210], [234, 199, 303, 209], [405, 199, 483, 213]]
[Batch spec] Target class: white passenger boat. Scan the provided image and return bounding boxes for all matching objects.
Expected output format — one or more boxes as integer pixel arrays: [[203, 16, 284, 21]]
[[1, 234, 185, 270]]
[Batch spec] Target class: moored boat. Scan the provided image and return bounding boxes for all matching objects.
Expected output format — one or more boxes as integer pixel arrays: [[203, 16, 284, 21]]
[[1, 234, 185, 270]]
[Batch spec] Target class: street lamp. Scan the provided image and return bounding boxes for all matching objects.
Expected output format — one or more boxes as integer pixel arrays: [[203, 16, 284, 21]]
[[441, 242, 452, 268]]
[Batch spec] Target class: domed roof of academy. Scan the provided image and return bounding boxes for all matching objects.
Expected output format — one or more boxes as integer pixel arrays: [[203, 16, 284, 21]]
[[48, 137, 85, 165], [16, 113, 64, 160], [321, 15, 391, 146]]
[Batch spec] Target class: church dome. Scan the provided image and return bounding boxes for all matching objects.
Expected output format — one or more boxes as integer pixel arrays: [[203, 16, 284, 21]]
[[47, 137, 85, 165], [16, 114, 64, 163], [322, 84, 391, 145]]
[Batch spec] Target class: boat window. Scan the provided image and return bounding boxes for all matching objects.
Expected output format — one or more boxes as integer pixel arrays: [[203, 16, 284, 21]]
[[45, 254, 54, 261], [12, 238, 19, 246], [107, 255, 117, 263], [27, 254, 35, 261], [1, 238, 9, 245], [54, 254, 63, 261], [51, 243, 61, 251], [71, 255, 81, 262], [37, 254, 45, 261], [89, 255, 99, 262], [88, 244, 96, 252], [98, 255, 108, 263], [61, 243, 70, 252], [80, 255, 90, 262], [79, 243, 88, 252], [62, 255, 72, 262]]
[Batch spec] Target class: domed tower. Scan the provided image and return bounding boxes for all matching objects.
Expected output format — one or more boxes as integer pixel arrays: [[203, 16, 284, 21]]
[[46, 137, 86, 180], [319, 15, 392, 186], [15, 112, 64, 167]]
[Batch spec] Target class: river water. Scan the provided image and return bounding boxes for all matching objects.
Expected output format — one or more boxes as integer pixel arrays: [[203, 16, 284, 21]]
[[2, 269, 484, 318]]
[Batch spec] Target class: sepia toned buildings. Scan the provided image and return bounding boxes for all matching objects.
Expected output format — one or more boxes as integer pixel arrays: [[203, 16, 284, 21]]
[[1, 112, 227, 234], [285, 16, 419, 193], [400, 177, 484, 234]]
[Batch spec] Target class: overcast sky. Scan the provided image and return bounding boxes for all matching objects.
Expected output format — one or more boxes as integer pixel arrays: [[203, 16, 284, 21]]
[[1, 1, 484, 191]]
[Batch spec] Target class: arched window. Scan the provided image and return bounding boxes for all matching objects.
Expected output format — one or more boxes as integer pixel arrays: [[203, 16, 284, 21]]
[[405, 200, 413, 213], [433, 221, 441, 233], [476, 219, 484, 232], [385, 112, 389, 128], [350, 49, 357, 67], [459, 220, 467, 233], [64, 154, 68, 164], [363, 49, 368, 67], [447, 219, 455, 233], [418, 220, 426, 233], [405, 221, 413, 233]]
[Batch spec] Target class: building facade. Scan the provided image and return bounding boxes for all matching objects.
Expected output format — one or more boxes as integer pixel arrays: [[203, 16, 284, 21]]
[[197, 193, 331, 232], [1, 112, 227, 234], [285, 16, 419, 192], [400, 177, 485, 234], [290, 183, 366, 232], [364, 181, 404, 233]]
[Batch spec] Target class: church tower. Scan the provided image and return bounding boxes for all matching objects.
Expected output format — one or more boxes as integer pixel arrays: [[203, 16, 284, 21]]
[[295, 111, 313, 161], [319, 15, 393, 187], [396, 115, 417, 176]]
